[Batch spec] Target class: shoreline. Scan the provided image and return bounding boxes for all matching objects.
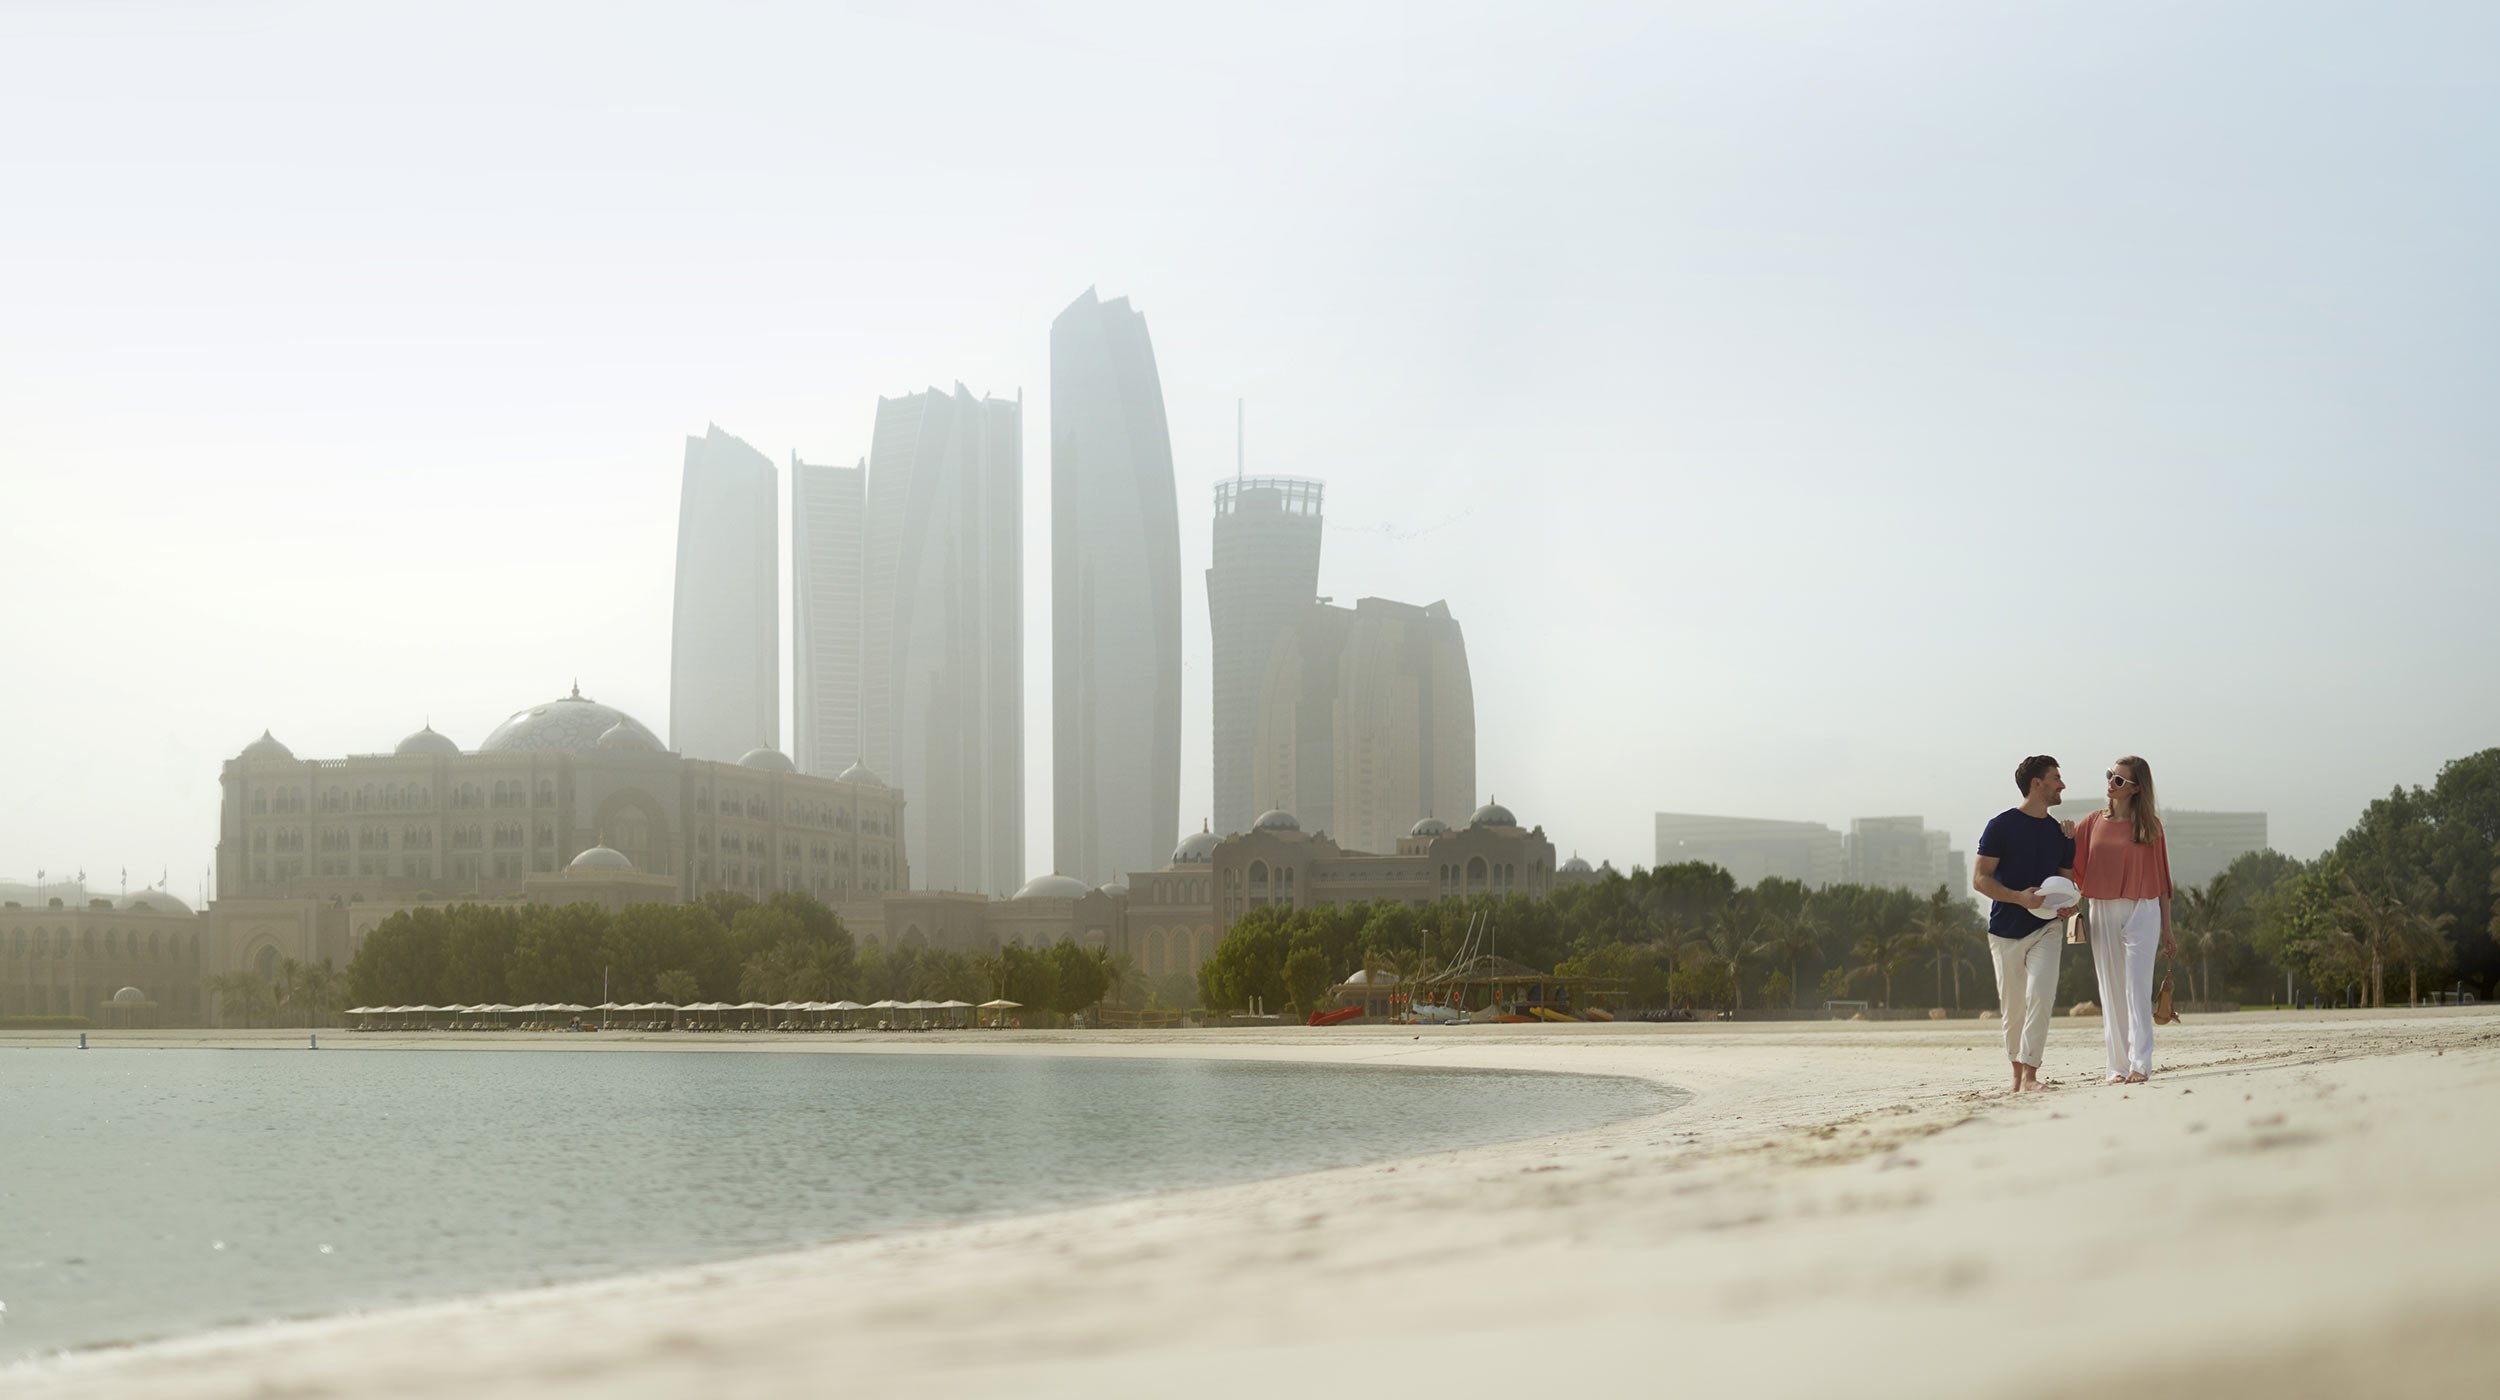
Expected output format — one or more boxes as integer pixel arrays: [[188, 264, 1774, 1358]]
[[11, 1009, 2500, 1397]]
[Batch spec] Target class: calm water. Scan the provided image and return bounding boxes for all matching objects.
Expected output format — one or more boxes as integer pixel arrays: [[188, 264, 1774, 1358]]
[[0, 1046, 1670, 1362]]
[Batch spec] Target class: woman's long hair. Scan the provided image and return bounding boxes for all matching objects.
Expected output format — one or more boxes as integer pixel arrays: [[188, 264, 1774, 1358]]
[[2105, 755, 2163, 845]]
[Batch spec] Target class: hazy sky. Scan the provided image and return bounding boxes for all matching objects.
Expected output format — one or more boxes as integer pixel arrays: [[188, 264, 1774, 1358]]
[[5, 1, 2495, 901]]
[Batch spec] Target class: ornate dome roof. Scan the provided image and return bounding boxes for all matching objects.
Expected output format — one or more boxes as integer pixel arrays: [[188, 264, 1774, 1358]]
[[1013, 874, 1093, 901], [1561, 854, 1594, 874], [112, 986, 149, 1004], [1469, 800, 1518, 829], [395, 725, 460, 758], [121, 889, 193, 916], [479, 687, 661, 754], [1409, 816, 1450, 838], [838, 760, 884, 785], [597, 721, 659, 751], [738, 746, 796, 772], [1171, 829, 1221, 865], [240, 730, 295, 762], [1098, 879, 1129, 896], [1253, 809, 1301, 832], [568, 845, 634, 871]]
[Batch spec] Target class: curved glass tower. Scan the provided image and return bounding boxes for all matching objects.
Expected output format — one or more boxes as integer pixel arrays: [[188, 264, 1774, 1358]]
[[862, 385, 1024, 897], [670, 425, 778, 763], [1051, 289, 1181, 886]]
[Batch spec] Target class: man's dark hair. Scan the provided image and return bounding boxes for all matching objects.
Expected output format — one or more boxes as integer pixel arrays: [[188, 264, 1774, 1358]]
[[2014, 755, 2060, 796]]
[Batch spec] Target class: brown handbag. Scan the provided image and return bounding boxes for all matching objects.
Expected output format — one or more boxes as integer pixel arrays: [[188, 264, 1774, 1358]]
[[2154, 967, 2182, 1025]]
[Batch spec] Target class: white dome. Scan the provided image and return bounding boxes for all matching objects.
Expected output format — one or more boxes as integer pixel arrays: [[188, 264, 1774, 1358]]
[[597, 721, 659, 751], [1561, 855, 1594, 874], [479, 687, 661, 754], [394, 725, 460, 757], [1170, 830, 1221, 865], [1253, 809, 1301, 832], [112, 986, 149, 1003], [240, 730, 295, 762], [1340, 968, 1399, 986], [120, 889, 193, 916], [1013, 874, 1093, 901], [839, 759, 884, 785], [738, 746, 796, 772], [1469, 801, 1518, 829], [1098, 879, 1129, 896], [1409, 816, 1450, 838], [568, 845, 634, 871]]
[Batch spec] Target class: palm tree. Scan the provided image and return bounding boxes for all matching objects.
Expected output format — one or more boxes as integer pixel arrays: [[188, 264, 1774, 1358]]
[[2331, 873, 2448, 1009], [2176, 875, 2238, 1008], [2384, 879, 2456, 1007], [1756, 910, 1822, 1010], [1700, 903, 1768, 1011], [1914, 888, 1977, 1010], [1100, 951, 1143, 1009], [1646, 914, 1705, 1009], [202, 970, 276, 1028], [1849, 922, 1919, 1009]]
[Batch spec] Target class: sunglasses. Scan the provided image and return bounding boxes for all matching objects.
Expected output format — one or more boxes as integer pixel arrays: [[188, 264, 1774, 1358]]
[[2106, 772, 2136, 787]]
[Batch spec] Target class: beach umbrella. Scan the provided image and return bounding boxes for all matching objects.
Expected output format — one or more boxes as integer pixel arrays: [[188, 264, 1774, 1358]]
[[830, 1000, 866, 1010], [978, 999, 1021, 1008]]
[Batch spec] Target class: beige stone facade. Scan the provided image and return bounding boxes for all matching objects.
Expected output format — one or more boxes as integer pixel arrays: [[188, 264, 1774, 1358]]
[[0, 885, 208, 1021], [844, 803, 1557, 987], [216, 688, 906, 908]]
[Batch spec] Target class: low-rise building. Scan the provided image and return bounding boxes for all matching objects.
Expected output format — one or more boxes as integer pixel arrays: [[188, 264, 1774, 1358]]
[[1, 883, 208, 1022]]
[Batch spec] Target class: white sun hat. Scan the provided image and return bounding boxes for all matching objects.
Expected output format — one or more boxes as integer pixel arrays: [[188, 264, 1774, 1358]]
[[2032, 875, 2081, 919]]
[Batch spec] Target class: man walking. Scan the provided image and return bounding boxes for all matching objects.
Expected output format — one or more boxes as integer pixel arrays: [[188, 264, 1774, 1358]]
[[1972, 755, 2078, 1093]]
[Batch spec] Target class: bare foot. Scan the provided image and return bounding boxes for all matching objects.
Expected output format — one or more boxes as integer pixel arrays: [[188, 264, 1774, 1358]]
[[2124, 1071, 2148, 1084], [2105, 1075, 2126, 1086]]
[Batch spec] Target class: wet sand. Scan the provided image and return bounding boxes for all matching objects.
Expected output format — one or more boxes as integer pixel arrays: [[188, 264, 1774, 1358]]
[[7, 1007, 2497, 1398]]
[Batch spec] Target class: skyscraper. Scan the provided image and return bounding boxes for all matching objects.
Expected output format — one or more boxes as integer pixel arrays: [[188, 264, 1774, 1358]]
[[1207, 471, 1323, 838], [669, 425, 777, 763], [1654, 813, 1847, 888], [1052, 288, 1182, 885], [858, 385, 1024, 896], [1844, 816, 1965, 896], [1252, 596, 1475, 856], [791, 452, 865, 779]]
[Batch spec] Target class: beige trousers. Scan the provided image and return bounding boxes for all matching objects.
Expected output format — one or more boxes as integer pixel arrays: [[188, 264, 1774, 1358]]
[[1989, 922, 2061, 1068]]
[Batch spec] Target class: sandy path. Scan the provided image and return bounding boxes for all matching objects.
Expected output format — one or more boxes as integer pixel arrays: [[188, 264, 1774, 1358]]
[[8, 1008, 2497, 1398]]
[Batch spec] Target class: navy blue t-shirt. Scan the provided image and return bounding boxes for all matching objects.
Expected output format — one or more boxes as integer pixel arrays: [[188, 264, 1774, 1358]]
[[1976, 808, 2075, 939]]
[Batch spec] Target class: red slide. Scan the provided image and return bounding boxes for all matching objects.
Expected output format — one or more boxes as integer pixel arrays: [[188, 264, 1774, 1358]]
[[1306, 1006, 1364, 1027]]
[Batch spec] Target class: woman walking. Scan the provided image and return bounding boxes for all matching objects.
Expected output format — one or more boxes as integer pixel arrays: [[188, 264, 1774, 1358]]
[[2073, 756, 2179, 1083]]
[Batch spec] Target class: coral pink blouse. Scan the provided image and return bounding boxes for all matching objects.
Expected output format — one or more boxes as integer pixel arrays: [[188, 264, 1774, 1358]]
[[2072, 811, 2173, 900]]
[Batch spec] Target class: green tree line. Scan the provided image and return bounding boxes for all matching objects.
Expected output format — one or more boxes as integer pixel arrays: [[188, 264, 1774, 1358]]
[[342, 890, 1128, 1022], [1198, 747, 2500, 1014]]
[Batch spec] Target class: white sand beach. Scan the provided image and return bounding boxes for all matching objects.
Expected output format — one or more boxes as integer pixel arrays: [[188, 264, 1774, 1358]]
[[9, 1008, 2498, 1399]]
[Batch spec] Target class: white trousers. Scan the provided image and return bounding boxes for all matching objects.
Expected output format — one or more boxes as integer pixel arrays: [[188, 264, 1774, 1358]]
[[1989, 924, 2061, 1067], [2088, 896, 2162, 1078]]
